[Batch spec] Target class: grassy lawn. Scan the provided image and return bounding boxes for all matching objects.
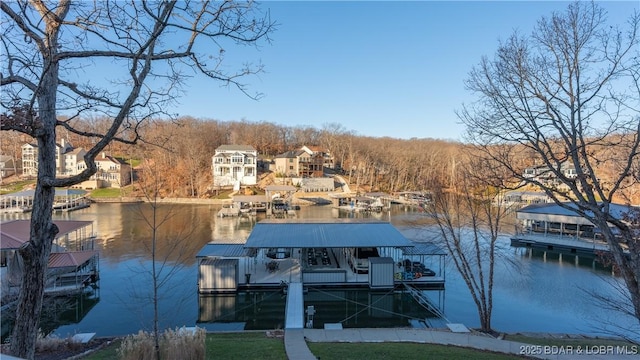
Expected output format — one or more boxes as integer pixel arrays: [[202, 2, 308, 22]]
[[89, 187, 132, 198], [82, 332, 528, 360], [0, 179, 35, 195], [83, 333, 285, 360], [307, 342, 524, 360]]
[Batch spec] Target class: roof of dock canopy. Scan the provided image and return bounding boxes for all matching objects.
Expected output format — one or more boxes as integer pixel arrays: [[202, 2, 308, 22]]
[[1, 220, 94, 250], [516, 202, 636, 225], [231, 195, 268, 203], [0, 189, 87, 198], [244, 219, 414, 249], [196, 243, 249, 258]]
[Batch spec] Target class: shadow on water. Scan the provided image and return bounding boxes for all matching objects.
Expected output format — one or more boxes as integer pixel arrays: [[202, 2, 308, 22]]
[[197, 288, 445, 331]]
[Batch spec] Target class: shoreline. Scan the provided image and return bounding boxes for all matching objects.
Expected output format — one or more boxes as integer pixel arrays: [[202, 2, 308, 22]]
[[89, 196, 233, 205], [89, 192, 336, 206]]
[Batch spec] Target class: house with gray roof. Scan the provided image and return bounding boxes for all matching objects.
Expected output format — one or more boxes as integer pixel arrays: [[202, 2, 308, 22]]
[[212, 145, 258, 187]]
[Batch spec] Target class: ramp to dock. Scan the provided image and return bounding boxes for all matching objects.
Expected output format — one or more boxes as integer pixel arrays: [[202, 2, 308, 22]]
[[284, 282, 318, 359], [285, 282, 304, 329]]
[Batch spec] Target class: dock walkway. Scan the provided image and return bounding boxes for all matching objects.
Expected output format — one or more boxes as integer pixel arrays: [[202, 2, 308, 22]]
[[284, 282, 317, 360]]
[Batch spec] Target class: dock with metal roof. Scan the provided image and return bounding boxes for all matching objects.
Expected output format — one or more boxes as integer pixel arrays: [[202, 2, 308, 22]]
[[511, 202, 633, 257], [196, 219, 446, 294]]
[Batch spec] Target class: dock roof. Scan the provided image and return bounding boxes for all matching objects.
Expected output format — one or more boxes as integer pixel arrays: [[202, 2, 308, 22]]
[[196, 243, 249, 258], [48, 251, 98, 268], [244, 219, 413, 249], [1, 189, 87, 198], [1, 220, 94, 250], [232, 195, 268, 203], [517, 202, 636, 224]]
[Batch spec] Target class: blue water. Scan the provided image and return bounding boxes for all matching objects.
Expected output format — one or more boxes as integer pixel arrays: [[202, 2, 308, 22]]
[[2, 202, 637, 340]]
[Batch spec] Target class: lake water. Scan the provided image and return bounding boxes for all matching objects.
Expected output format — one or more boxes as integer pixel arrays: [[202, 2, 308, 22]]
[[1, 202, 637, 340]]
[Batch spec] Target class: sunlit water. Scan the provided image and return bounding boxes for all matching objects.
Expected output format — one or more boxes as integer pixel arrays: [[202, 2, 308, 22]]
[[1, 202, 636, 339]]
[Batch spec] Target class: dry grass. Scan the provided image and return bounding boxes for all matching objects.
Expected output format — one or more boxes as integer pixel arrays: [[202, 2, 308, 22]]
[[117, 327, 206, 360], [34, 331, 83, 353]]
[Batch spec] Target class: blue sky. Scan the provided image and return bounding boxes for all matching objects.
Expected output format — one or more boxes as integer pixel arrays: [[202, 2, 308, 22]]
[[171, 1, 638, 141]]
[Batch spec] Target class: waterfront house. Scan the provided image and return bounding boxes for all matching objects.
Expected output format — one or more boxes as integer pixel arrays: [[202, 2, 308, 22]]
[[21, 139, 75, 178], [20, 139, 128, 189], [274, 149, 306, 177], [0, 155, 17, 179], [86, 152, 132, 188], [212, 145, 258, 188], [1, 220, 99, 298], [274, 147, 325, 178], [300, 145, 335, 170], [522, 162, 578, 188], [20, 143, 38, 178], [61, 147, 87, 177]]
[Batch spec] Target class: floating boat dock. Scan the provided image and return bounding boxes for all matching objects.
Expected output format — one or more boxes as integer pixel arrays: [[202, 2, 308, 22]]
[[196, 219, 446, 294], [1, 188, 90, 214], [510, 202, 632, 258]]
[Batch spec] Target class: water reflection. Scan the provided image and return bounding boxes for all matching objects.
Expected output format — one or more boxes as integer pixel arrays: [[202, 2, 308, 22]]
[[197, 288, 445, 331], [1, 202, 636, 339]]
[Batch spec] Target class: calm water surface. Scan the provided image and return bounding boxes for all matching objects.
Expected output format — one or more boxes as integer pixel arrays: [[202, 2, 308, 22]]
[[2, 202, 636, 339]]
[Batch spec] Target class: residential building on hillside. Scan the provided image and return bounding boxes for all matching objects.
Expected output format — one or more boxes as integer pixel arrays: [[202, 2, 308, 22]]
[[274, 147, 325, 178], [300, 145, 335, 169], [523, 162, 578, 187], [212, 145, 258, 187], [62, 147, 87, 176], [21, 139, 74, 178], [89, 152, 131, 188], [20, 140, 130, 188], [274, 150, 304, 177], [20, 143, 38, 178], [0, 155, 17, 179]]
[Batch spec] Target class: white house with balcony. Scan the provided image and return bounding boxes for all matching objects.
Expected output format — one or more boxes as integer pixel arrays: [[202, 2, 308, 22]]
[[212, 145, 258, 188], [21, 139, 75, 178]]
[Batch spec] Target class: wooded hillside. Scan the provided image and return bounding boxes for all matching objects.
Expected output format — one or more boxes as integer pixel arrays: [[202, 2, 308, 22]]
[[2, 117, 638, 204]]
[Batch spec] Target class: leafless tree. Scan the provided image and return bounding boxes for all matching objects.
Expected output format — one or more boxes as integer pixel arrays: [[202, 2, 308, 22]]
[[0, 1, 273, 358], [458, 1, 640, 322], [424, 153, 514, 333], [126, 158, 199, 359]]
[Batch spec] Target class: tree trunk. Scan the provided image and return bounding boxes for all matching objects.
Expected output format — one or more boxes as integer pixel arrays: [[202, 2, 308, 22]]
[[10, 137, 58, 359]]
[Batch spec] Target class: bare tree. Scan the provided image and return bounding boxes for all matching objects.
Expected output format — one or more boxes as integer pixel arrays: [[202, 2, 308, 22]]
[[458, 1, 640, 322], [425, 153, 513, 333], [0, 1, 273, 358], [126, 158, 199, 359]]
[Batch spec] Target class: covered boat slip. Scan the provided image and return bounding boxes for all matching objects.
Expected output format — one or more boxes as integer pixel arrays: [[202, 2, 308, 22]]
[[196, 219, 445, 293], [511, 202, 633, 256]]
